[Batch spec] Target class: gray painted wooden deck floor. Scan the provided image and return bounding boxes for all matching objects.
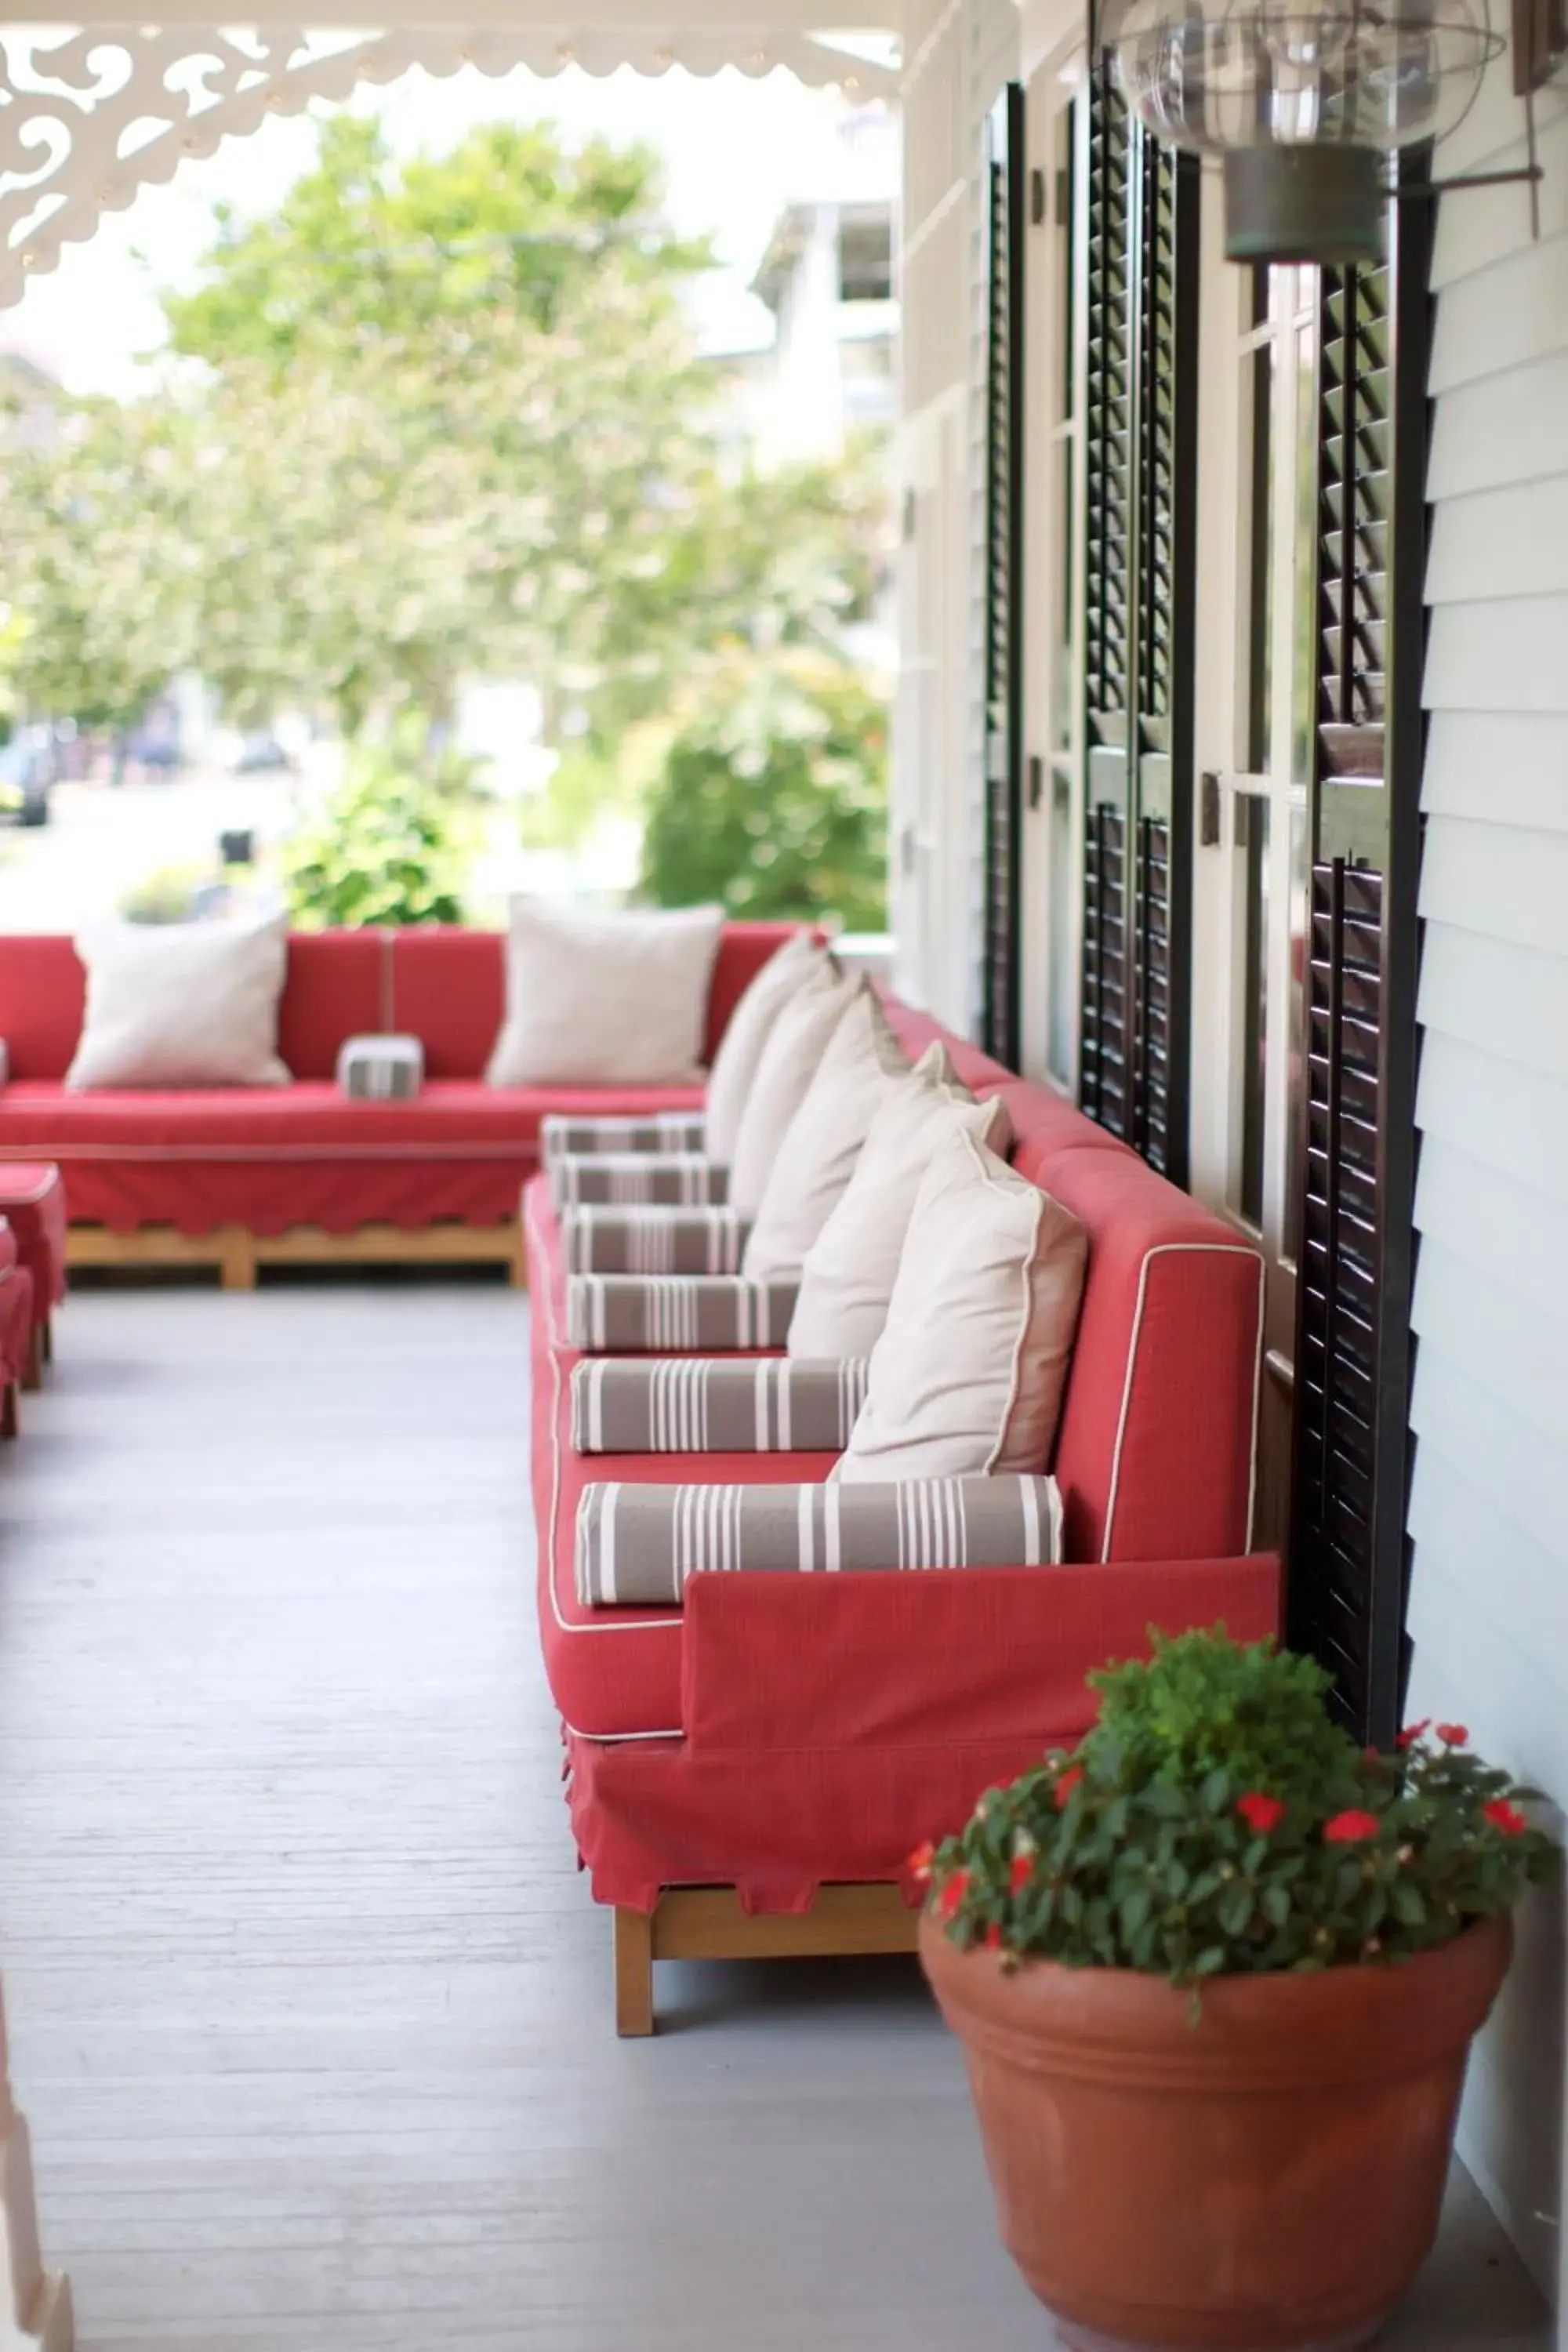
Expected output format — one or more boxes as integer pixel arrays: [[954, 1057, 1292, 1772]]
[[0, 1285, 1550, 2352]]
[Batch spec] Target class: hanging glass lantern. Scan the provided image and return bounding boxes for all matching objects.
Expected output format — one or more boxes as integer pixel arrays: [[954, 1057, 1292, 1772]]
[[1103, 0, 1501, 263]]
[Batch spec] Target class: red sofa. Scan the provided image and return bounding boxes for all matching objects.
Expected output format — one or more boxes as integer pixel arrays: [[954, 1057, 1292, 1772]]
[[526, 996, 1281, 2032], [0, 1218, 33, 1433], [0, 924, 794, 1281]]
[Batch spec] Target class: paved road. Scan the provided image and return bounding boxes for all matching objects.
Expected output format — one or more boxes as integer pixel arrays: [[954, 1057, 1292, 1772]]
[[0, 769, 301, 931]]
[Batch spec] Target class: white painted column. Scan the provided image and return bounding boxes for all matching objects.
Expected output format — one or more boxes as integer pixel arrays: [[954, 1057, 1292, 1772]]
[[0, 1987, 71, 2352]]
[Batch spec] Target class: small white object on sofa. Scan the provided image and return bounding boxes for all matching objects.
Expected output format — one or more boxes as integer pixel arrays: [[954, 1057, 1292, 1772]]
[[336, 1033, 424, 1101], [486, 898, 724, 1088], [66, 914, 292, 1091]]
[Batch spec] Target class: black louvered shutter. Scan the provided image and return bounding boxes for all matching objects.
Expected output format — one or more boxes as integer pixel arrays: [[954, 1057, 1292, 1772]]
[[1079, 67, 1196, 1182], [1288, 191, 1432, 1748], [981, 85, 1027, 1066]]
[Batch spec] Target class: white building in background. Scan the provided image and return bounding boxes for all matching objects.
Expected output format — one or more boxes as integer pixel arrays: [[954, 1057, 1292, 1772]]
[[711, 101, 898, 466]]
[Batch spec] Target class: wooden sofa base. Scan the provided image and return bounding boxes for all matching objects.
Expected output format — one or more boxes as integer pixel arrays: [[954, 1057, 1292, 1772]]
[[614, 1886, 920, 2038], [2, 1981, 75, 2350], [66, 1221, 528, 1290]]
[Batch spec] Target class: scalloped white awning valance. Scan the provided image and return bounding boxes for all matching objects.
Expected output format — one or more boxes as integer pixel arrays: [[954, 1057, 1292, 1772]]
[[0, 14, 900, 309]]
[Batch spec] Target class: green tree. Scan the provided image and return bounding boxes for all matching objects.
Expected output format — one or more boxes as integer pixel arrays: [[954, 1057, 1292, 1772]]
[[0, 107, 894, 902], [637, 648, 887, 932], [162, 113, 730, 737], [164, 114, 709, 370], [281, 717, 477, 927], [0, 391, 201, 727]]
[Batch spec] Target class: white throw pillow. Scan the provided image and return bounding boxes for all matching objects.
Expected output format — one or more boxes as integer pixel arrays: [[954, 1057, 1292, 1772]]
[[66, 915, 292, 1091], [485, 899, 723, 1087], [836, 1126, 1088, 1484], [726, 957, 858, 1218], [703, 929, 822, 1166], [741, 982, 910, 1283], [788, 1048, 1014, 1360]]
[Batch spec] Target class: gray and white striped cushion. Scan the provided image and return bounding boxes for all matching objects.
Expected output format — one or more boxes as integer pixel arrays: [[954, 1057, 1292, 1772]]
[[541, 1112, 707, 1167], [563, 1206, 751, 1276], [566, 1274, 799, 1354], [549, 1154, 728, 1212], [572, 1356, 869, 1454], [575, 1474, 1064, 1605], [336, 1033, 424, 1101]]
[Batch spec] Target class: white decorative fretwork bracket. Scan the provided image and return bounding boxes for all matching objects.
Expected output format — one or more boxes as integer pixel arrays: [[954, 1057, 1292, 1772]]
[[0, 22, 896, 312]]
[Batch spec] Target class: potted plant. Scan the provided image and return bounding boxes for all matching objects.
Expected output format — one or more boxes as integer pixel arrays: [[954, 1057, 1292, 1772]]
[[915, 1630, 1555, 2352]]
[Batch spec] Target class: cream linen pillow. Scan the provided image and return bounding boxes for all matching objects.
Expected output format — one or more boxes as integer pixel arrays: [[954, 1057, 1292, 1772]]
[[66, 915, 292, 1091], [486, 899, 723, 1087], [788, 1048, 1014, 1360], [835, 1126, 1088, 1484], [740, 982, 910, 1283], [726, 958, 858, 1218], [703, 929, 822, 1166]]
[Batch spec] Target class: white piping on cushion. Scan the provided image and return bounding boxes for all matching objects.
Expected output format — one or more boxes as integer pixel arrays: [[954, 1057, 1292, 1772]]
[[1100, 1242, 1267, 1563], [1243, 1261, 1265, 1552], [0, 1167, 60, 1203], [528, 1181, 685, 1745]]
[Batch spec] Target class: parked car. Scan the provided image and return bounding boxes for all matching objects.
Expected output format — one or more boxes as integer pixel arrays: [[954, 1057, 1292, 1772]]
[[0, 724, 61, 826], [227, 731, 296, 775]]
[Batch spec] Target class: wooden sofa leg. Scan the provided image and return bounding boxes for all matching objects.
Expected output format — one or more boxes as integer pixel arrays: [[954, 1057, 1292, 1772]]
[[40, 1316, 52, 1367], [614, 1907, 655, 2038], [1, 1384, 16, 1439], [22, 1328, 42, 1393], [218, 1229, 257, 1292]]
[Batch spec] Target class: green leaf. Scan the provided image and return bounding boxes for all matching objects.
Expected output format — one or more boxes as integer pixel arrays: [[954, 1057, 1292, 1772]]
[[1217, 1883, 1256, 1937], [1120, 1888, 1152, 1941], [1391, 1881, 1428, 1928]]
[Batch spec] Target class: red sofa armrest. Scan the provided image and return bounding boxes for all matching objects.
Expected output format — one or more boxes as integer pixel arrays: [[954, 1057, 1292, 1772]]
[[681, 1554, 1283, 1754]]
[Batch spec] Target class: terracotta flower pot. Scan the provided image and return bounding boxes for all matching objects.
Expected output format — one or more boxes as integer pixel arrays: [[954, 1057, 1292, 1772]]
[[920, 1908, 1512, 2352]]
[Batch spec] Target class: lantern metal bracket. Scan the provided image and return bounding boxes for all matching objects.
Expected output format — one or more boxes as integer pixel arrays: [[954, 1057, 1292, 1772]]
[[1395, 82, 1548, 240], [1396, 164, 1543, 196]]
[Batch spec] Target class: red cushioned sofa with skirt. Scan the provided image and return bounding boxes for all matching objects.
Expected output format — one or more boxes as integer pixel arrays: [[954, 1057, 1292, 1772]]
[[0, 924, 794, 1284], [526, 995, 1282, 2032]]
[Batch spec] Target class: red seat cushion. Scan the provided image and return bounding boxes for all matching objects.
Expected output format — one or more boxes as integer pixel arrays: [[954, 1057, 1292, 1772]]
[[0, 1083, 706, 1237], [0, 1080, 705, 1160], [0, 1163, 67, 1316]]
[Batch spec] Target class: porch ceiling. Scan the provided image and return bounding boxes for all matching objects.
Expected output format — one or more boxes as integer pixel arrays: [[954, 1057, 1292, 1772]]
[[0, 8, 898, 309]]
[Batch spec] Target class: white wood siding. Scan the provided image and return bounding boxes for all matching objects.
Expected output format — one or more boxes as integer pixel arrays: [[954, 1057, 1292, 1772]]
[[893, 0, 1018, 1029], [1407, 62, 1568, 2321]]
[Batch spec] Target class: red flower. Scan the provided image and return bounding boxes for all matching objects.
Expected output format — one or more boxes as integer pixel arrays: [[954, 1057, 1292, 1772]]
[[1054, 1766, 1085, 1810], [1323, 1809, 1381, 1845], [981, 1923, 1004, 1952], [1396, 1719, 1430, 1750], [1483, 1799, 1528, 1838], [906, 1841, 936, 1885], [1436, 1723, 1469, 1748], [936, 1869, 970, 1921], [1236, 1791, 1286, 1835], [1010, 1853, 1033, 1894]]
